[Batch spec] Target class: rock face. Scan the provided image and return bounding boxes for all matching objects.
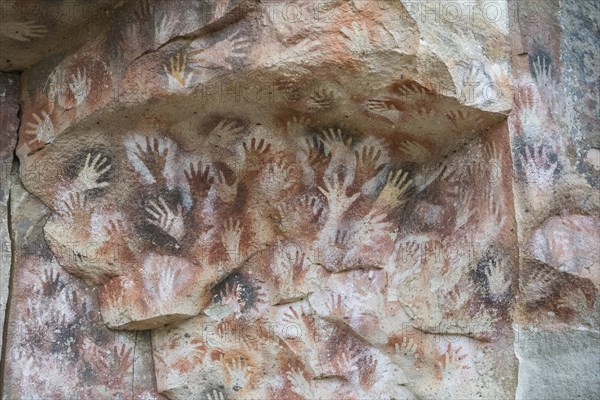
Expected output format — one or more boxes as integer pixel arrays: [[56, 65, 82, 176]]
[[0, 0, 598, 399], [0, 72, 19, 358]]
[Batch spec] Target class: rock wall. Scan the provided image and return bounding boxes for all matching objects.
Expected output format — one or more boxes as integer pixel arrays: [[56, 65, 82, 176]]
[[0, 72, 19, 367], [509, 0, 600, 397], [0, 1, 597, 399]]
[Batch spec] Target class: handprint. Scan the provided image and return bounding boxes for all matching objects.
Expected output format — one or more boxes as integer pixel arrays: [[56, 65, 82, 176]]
[[25, 111, 55, 147], [304, 136, 330, 168], [13, 351, 35, 378], [307, 88, 335, 111], [283, 306, 304, 324], [146, 197, 185, 242], [519, 144, 558, 186], [133, 136, 169, 185], [318, 173, 360, 218], [282, 305, 311, 333], [103, 219, 127, 238], [221, 29, 252, 61], [340, 21, 373, 55], [513, 83, 546, 138], [286, 116, 311, 137], [113, 343, 133, 371], [185, 160, 213, 200], [192, 30, 251, 70], [269, 38, 322, 66], [118, 23, 139, 56], [485, 142, 503, 186], [459, 159, 486, 184], [69, 68, 92, 106], [277, 196, 320, 236], [242, 137, 271, 172], [333, 227, 350, 248], [359, 355, 378, 389], [484, 185, 506, 231], [373, 169, 412, 210], [388, 242, 421, 293], [74, 153, 111, 191], [66, 289, 85, 310], [62, 191, 93, 222], [445, 281, 474, 311], [221, 219, 242, 262], [445, 109, 484, 132], [205, 389, 226, 400], [350, 210, 393, 248], [217, 280, 245, 315], [521, 266, 559, 304], [394, 337, 419, 360], [135, 0, 154, 21], [158, 268, 177, 301], [45, 67, 66, 106], [209, 119, 245, 142], [163, 52, 193, 89], [532, 56, 556, 98], [0, 21, 47, 41], [154, 10, 175, 45], [418, 240, 447, 278], [322, 129, 356, 188], [484, 142, 500, 163], [263, 159, 295, 195], [395, 81, 429, 97], [415, 106, 436, 118], [437, 343, 469, 373], [365, 98, 403, 123], [46, 310, 70, 333], [268, 159, 294, 181], [365, 98, 393, 112], [275, 202, 295, 231], [399, 140, 431, 164], [190, 337, 207, 361], [210, 0, 231, 21], [103, 219, 135, 262], [298, 194, 324, 219], [243, 137, 271, 157], [355, 143, 385, 181], [458, 64, 487, 104], [325, 293, 346, 319], [454, 190, 475, 230], [40, 267, 62, 296], [278, 245, 305, 279], [214, 170, 238, 204], [321, 128, 353, 157], [514, 83, 537, 112], [445, 110, 473, 123], [224, 357, 253, 391], [287, 367, 315, 397], [335, 342, 362, 374], [482, 257, 511, 301]]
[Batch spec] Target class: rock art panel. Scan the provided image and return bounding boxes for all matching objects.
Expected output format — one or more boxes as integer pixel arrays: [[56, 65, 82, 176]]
[[18, 109, 519, 398], [0, 0, 597, 399], [508, 0, 599, 328], [2, 176, 165, 399], [508, 0, 600, 396]]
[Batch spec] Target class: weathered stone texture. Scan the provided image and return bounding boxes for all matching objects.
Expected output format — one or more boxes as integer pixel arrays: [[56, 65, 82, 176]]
[[2, 176, 164, 399], [509, 0, 600, 395], [0, 72, 19, 365], [0, 0, 598, 399]]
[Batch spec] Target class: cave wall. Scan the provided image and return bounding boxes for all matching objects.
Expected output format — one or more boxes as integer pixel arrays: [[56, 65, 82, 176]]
[[0, 1, 598, 399]]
